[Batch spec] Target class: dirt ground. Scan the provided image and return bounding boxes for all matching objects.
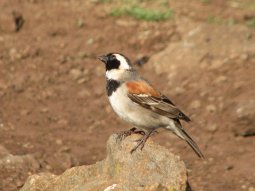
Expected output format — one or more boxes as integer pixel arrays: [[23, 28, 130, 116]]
[[0, 0, 255, 191]]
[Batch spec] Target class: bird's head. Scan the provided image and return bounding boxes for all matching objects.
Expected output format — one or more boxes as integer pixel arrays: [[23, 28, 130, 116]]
[[98, 53, 134, 80]]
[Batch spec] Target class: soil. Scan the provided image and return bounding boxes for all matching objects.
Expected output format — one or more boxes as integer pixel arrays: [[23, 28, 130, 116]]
[[0, 0, 255, 191]]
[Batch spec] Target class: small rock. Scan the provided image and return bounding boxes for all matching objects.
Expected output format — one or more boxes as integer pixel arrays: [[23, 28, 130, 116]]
[[224, 165, 234, 171], [9, 48, 22, 61], [57, 119, 69, 126], [241, 184, 247, 189], [215, 75, 228, 84], [56, 139, 63, 145], [239, 53, 249, 61], [12, 84, 24, 93], [175, 87, 185, 95], [77, 77, 88, 84], [40, 108, 49, 113], [205, 123, 218, 133], [69, 68, 83, 80], [206, 105, 216, 113], [189, 100, 201, 109], [86, 38, 94, 45], [233, 99, 255, 137], [115, 19, 137, 27], [77, 19, 85, 28], [20, 109, 30, 116]]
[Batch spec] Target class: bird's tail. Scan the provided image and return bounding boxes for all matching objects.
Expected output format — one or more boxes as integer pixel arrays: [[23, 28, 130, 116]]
[[172, 121, 204, 158]]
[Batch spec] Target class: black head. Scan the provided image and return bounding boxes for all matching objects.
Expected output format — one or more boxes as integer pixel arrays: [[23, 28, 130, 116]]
[[98, 53, 132, 71]]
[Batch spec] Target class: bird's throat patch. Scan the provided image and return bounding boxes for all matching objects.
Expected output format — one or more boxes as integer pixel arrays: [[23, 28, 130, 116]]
[[106, 79, 120, 96]]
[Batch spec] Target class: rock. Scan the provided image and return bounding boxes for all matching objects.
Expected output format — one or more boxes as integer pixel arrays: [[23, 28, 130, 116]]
[[77, 19, 85, 28], [0, 154, 40, 191], [205, 123, 218, 133], [21, 134, 188, 191], [233, 99, 255, 137], [214, 75, 228, 84], [189, 100, 201, 109], [206, 104, 216, 113], [20, 173, 56, 191]]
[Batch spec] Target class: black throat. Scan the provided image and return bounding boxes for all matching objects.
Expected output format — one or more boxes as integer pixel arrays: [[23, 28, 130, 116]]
[[106, 79, 120, 96]]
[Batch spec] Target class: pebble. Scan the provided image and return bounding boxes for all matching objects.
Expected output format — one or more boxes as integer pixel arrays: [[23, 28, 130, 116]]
[[77, 77, 88, 84], [20, 109, 30, 116], [189, 100, 201, 109], [206, 104, 216, 113], [86, 38, 94, 45], [12, 84, 24, 93], [206, 123, 218, 133], [116, 19, 137, 27], [77, 19, 85, 28], [224, 165, 234, 171], [175, 87, 185, 95], [239, 53, 249, 61], [215, 75, 228, 83], [56, 139, 63, 145], [40, 108, 49, 113]]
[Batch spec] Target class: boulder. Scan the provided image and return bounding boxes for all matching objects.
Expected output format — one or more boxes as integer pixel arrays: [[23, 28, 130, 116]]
[[21, 134, 188, 191]]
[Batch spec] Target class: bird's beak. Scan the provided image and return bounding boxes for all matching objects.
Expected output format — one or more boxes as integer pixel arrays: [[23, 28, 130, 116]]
[[98, 55, 108, 63]]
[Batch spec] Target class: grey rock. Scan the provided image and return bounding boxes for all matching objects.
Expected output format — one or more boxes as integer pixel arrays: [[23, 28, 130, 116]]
[[21, 134, 188, 191]]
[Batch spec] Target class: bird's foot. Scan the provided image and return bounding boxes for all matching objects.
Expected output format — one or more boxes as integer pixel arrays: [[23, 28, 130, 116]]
[[130, 129, 155, 154], [117, 127, 145, 141]]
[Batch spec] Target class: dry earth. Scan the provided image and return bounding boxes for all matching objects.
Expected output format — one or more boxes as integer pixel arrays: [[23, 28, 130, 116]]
[[0, 0, 255, 191]]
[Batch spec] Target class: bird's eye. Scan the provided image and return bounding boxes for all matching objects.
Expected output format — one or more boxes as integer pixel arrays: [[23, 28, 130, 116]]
[[109, 55, 115, 61]]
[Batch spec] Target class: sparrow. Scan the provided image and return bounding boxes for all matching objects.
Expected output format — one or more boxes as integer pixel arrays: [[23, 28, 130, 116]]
[[98, 53, 204, 158]]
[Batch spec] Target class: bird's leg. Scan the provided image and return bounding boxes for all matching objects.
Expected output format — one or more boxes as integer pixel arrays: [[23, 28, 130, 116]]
[[130, 129, 155, 154], [117, 127, 145, 140]]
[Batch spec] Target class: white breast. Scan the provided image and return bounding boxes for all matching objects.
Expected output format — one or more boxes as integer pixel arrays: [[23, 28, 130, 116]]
[[108, 85, 170, 129]]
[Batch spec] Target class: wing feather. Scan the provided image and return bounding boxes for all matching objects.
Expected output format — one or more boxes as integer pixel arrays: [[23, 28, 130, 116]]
[[128, 92, 191, 122]]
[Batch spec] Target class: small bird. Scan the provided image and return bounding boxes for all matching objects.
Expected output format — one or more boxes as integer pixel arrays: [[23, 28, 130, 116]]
[[98, 53, 204, 158]]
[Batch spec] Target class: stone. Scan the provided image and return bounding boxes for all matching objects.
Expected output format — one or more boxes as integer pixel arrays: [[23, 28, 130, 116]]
[[0, 154, 40, 191], [205, 123, 218, 133], [233, 99, 255, 137], [189, 100, 201, 109], [206, 104, 216, 113], [21, 134, 188, 191]]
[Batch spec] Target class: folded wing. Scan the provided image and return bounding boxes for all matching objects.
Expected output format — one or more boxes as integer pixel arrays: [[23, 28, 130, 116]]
[[126, 81, 191, 122]]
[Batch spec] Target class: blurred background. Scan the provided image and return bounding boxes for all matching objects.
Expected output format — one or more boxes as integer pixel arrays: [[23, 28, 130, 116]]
[[0, 0, 255, 190]]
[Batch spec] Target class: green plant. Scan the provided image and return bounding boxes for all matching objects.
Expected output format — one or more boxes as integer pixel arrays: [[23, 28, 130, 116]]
[[106, 0, 174, 21], [246, 18, 255, 28], [110, 6, 173, 21]]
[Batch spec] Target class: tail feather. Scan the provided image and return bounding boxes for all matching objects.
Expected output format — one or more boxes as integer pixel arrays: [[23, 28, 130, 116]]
[[172, 121, 204, 158], [181, 129, 204, 158]]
